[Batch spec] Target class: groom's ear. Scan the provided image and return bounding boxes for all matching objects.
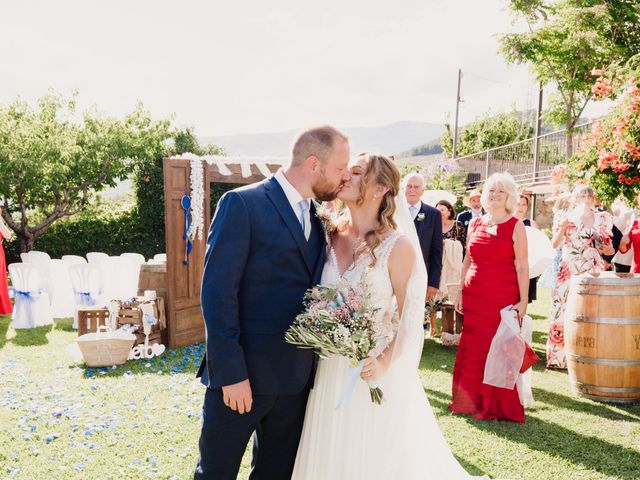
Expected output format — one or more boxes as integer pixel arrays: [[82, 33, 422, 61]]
[[307, 155, 320, 173]]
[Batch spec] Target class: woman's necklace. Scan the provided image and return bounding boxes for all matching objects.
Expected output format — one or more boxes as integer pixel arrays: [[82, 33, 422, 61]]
[[484, 212, 510, 235]]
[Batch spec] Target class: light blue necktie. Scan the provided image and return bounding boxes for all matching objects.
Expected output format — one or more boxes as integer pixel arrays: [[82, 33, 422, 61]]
[[409, 205, 418, 220], [299, 200, 310, 240]]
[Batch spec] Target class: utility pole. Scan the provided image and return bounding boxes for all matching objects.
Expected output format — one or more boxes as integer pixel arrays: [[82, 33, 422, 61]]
[[452, 68, 462, 159], [531, 81, 543, 221]]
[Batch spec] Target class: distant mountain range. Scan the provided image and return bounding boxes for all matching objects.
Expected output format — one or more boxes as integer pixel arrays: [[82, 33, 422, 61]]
[[201, 121, 444, 157]]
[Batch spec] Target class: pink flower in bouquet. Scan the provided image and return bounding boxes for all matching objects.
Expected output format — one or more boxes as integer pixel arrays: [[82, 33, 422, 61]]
[[548, 323, 564, 347]]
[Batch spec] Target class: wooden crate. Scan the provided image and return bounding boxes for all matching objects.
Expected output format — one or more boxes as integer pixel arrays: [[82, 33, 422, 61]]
[[77, 308, 110, 336], [441, 302, 464, 334], [116, 298, 166, 345]]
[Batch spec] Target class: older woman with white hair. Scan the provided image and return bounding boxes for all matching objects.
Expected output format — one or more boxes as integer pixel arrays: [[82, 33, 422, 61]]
[[545, 184, 614, 369], [450, 172, 529, 423]]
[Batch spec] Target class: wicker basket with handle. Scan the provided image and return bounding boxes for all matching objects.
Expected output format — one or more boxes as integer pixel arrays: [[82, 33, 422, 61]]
[[77, 325, 136, 367]]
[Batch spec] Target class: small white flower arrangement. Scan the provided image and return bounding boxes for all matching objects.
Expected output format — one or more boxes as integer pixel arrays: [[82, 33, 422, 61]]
[[416, 213, 426, 222], [486, 224, 498, 236]]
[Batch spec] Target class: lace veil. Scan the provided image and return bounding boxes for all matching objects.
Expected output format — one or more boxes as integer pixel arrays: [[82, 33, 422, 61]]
[[389, 193, 428, 370]]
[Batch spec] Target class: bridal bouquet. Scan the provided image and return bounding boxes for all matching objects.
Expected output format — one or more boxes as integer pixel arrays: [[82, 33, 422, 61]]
[[285, 283, 384, 405]]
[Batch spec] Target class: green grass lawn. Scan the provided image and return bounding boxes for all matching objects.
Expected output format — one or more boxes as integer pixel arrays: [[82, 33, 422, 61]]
[[0, 288, 639, 479]]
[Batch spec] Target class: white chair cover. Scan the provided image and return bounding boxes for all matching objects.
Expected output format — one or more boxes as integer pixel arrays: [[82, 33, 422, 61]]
[[153, 253, 167, 262], [86, 252, 111, 301], [119, 253, 145, 299], [22, 254, 54, 303], [102, 256, 128, 300], [62, 255, 87, 265], [86, 252, 109, 265], [20, 252, 35, 263], [438, 239, 463, 299], [49, 259, 75, 319], [8, 263, 53, 329], [121, 252, 146, 264], [68, 264, 104, 329]]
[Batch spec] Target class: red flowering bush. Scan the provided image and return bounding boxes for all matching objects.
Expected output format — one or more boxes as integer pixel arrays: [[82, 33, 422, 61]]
[[569, 60, 640, 205]]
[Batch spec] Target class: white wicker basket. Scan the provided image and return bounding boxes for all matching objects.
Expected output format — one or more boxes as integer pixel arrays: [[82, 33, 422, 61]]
[[77, 326, 136, 367]]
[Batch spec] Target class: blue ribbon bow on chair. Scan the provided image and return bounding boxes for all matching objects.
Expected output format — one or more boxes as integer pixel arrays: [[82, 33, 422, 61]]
[[73, 289, 101, 307], [14, 289, 42, 328]]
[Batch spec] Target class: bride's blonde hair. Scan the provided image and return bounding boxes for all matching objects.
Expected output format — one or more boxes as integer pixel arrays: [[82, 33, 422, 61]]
[[353, 152, 400, 266]]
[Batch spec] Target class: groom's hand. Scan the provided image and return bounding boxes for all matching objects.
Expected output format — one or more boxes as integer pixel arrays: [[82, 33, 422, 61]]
[[222, 379, 253, 414]]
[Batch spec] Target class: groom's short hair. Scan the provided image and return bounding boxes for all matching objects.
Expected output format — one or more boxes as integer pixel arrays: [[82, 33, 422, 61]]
[[291, 125, 349, 166]]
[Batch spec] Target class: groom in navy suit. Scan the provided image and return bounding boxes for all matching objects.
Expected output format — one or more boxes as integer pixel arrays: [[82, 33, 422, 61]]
[[194, 126, 351, 480]]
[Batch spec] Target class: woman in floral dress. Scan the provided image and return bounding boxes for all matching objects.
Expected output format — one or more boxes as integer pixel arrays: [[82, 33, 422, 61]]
[[546, 185, 614, 369]]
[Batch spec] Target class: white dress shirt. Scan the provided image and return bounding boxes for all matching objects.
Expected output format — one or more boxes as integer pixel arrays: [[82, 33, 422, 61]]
[[275, 169, 311, 239], [408, 201, 421, 220]]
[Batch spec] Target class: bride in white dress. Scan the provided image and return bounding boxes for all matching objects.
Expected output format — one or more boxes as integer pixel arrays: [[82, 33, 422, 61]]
[[292, 153, 484, 480]]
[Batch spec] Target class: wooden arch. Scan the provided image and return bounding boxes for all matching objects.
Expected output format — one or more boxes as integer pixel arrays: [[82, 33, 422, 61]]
[[162, 157, 284, 348]]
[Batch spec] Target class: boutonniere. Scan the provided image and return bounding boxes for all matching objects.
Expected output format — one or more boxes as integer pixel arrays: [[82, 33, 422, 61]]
[[315, 202, 342, 245], [416, 213, 426, 222], [486, 224, 498, 236]]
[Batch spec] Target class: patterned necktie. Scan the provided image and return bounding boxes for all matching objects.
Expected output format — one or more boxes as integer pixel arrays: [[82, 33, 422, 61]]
[[299, 200, 310, 240]]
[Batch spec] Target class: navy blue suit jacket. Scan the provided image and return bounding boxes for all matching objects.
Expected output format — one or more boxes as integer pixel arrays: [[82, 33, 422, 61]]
[[413, 202, 443, 289], [197, 177, 325, 395]]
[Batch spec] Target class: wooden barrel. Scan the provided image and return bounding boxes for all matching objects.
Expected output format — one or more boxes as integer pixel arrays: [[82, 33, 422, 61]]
[[565, 272, 640, 404], [137, 262, 167, 304]]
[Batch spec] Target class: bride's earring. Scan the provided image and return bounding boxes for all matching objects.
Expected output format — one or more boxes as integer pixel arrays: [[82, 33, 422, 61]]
[[373, 194, 377, 200]]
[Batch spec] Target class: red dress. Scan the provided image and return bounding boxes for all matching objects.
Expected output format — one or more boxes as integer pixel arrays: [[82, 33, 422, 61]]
[[449, 216, 524, 423], [0, 233, 12, 315], [619, 219, 640, 273]]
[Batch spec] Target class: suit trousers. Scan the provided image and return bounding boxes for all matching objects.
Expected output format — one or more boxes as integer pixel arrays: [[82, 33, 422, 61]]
[[194, 385, 310, 480]]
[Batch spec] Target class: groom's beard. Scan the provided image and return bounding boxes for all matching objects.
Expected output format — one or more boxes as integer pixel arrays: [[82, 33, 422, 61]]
[[312, 177, 343, 202]]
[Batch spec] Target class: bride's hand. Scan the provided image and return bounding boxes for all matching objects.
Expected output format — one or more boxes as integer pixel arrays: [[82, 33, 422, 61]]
[[360, 354, 388, 382]]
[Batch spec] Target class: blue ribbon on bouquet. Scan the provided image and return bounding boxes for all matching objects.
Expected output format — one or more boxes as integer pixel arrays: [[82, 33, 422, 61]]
[[14, 289, 42, 328], [335, 359, 366, 411]]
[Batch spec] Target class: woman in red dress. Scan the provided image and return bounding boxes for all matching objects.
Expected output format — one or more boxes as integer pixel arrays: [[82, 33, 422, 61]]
[[450, 173, 529, 423], [0, 208, 13, 315]]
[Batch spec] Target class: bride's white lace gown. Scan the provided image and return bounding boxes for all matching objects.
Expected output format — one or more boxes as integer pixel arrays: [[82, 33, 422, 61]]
[[292, 232, 480, 480]]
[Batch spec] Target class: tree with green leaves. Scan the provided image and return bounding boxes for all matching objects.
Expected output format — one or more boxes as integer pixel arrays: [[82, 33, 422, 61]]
[[441, 110, 534, 157], [498, 0, 640, 156], [133, 126, 227, 256], [0, 92, 173, 252]]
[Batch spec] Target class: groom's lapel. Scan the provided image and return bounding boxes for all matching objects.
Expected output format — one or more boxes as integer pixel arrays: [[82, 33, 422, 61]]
[[264, 177, 313, 273]]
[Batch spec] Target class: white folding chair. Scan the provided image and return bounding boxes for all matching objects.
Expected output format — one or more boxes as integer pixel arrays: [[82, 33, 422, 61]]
[[49, 259, 75, 319], [68, 264, 104, 329], [8, 263, 53, 329], [62, 255, 87, 265], [153, 253, 167, 262]]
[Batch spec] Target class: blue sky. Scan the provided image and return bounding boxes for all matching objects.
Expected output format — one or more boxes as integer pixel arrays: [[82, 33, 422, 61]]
[[1, 0, 609, 135]]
